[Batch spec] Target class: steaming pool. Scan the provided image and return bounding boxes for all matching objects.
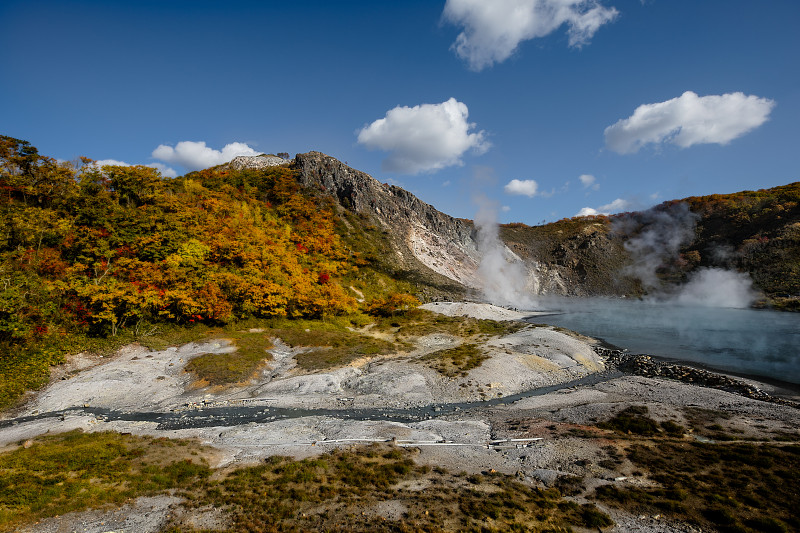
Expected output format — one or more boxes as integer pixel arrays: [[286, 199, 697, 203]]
[[527, 297, 800, 385]]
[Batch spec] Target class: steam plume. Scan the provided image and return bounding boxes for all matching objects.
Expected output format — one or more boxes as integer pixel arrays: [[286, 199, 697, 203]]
[[675, 268, 757, 308], [616, 202, 698, 291], [474, 196, 534, 308], [616, 202, 757, 308]]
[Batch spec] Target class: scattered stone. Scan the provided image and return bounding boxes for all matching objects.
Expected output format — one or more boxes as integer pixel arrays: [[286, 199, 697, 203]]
[[594, 347, 799, 408]]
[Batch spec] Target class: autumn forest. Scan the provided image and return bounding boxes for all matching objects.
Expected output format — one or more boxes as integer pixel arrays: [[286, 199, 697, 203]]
[[0, 136, 417, 407]]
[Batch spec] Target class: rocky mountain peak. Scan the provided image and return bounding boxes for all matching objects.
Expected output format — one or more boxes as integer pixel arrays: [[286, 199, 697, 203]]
[[292, 151, 482, 289], [227, 154, 290, 170], [288, 152, 657, 300]]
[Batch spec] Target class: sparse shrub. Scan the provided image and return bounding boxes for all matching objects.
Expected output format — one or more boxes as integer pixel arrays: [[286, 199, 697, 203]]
[[150, 445, 616, 532], [660, 420, 685, 437], [746, 516, 789, 533], [703, 506, 737, 526], [575, 503, 614, 528], [422, 343, 487, 377], [365, 292, 420, 317], [595, 440, 800, 532], [554, 474, 585, 496], [598, 405, 660, 436]]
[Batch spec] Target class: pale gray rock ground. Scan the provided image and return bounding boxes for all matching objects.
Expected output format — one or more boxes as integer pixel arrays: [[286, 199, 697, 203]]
[[13, 303, 606, 419], [26, 341, 237, 414], [2, 302, 797, 533], [420, 301, 534, 320], [14, 495, 184, 533]]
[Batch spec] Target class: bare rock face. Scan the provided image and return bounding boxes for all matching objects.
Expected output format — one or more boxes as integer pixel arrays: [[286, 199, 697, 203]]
[[290, 151, 639, 298], [500, 220, 640, 297], [228, 155, 290, 171], [293, 152, 482, 289]]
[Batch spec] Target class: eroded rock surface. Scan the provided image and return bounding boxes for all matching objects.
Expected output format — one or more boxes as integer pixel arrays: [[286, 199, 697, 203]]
[[227, 154, 290, 170]]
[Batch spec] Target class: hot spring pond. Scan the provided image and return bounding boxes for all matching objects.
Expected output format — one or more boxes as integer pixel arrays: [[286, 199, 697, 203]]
[[526, 297, 800, 385]]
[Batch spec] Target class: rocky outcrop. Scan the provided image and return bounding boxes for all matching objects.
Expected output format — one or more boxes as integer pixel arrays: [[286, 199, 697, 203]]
[[288, 152, 639, 299], [500, 219, 640, 297], [227, 155, 290, 170], [293, 152, 482, 289], [596, 347, 799, 408]]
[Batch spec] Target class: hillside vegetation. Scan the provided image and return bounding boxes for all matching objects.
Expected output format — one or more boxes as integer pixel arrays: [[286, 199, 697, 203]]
[[500, 183, 800, 307], [681, 183, 800, 308], [0, 136, 416, 408]]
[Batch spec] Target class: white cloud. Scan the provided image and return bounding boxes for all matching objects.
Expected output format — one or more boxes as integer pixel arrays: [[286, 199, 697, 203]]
[[600, 198, 630, 212], [148, 162, 178, 178], [576, 197, 630, 217], [357, 97, 489, 174], [94, 159, 130, 167], [501, 205, 511, 212], [605, 91, 775, 154], [443, 0, 619, 71], [92, 159, 178, 178], [152, 141, 260, 171], [578, 173, 599, 190], [504, 178, 539, 197]]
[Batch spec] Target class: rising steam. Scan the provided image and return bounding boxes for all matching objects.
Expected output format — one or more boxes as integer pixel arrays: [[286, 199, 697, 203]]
[[616, 202, 758, 308], [615, 202, 699, 291], [474, 196, 534, 308], [674, 268, 757, 308]]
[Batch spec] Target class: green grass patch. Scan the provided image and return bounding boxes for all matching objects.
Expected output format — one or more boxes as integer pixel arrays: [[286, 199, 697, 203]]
[[0, 324, 191, 410], [0, 430, 211, 531], [286, 329, 402, 371], [169, 444, 611, 532], [374, 308, 526, 338], [422, 343, 488, 377], [177, 316, 404, 380], [133, 321, 220, 352], [215, 316, 405, 372], [0, 342, 64, 411], [151, 312, 526, 378], [0, 316, 407, 403], [184, 331, 274, 386], [0, 310, 523, 404], [0, 318, 239, 410], [594, 441, 800, 532]]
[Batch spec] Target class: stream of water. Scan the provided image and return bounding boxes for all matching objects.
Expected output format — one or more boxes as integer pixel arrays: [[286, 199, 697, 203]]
[[526, 297, 800, 385], [0, 370, 623, 430]]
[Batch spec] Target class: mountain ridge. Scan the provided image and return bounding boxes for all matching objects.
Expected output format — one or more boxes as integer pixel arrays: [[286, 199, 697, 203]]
[[252, 151, 799, 307]]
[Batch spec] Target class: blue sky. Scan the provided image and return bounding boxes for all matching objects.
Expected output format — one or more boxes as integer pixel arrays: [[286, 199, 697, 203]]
[[2, 0, 798, 223]]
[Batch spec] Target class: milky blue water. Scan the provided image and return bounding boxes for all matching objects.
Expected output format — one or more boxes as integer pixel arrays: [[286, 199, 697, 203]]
[[527, 297, 800, 385]]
